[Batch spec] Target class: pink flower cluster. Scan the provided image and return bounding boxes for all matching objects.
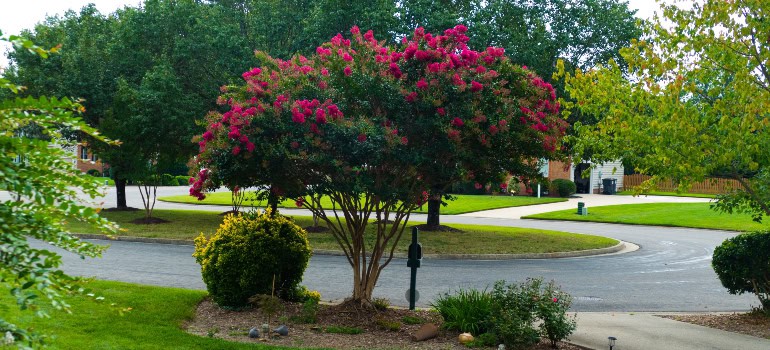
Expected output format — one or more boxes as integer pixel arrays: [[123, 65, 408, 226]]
[[189, 169, 209, 200]]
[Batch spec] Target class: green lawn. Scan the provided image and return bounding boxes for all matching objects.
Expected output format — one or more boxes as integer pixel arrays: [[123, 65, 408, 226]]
[[69, 209, 616, 255], [157, 192, 566, 215], [524, 203, 770, 231], [1, 280, 318, 349], [617, 190, 716, 198]]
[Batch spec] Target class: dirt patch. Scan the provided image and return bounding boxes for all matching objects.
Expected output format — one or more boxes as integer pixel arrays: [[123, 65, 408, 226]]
[[304, 225, 330, 233], [659, 312, 770, 339], [129, 216, 171, 224], [187, 298, 583, 349], [102, 207, 140, 212], [414, 224, 463, 233]]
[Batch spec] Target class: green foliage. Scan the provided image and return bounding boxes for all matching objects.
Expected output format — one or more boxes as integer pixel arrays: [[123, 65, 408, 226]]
[[324, 326, 363, 334], [536, 281, 577, 347], [193, 210, 312, 307], [557, 0, 770, 223], [551, 179, 576, 198], [490, 278, 576, 349], [372, 297, 390, 311], [431, 288, 493, 335], [86, 169, 101, 176], [0, 34, 118, 347], [375, 318, 402, 331], [712, 231, 770, 314], [175, 175, 190, 186], [291, 298, 319, 324], [528, 178, 551, 197], [401, 315, 425, 325], [465, 332, 498, 348]]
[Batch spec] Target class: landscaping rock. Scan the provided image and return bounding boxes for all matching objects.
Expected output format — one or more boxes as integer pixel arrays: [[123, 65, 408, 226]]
[[248, 327, 259, 338], [273, 324, 289, 336], [411, 323, 439, 341]]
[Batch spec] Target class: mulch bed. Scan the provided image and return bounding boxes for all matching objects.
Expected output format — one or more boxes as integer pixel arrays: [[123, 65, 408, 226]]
[[129, 216, 171, 224], [659, 312, 770, 339], [186, 298, 583, 349]]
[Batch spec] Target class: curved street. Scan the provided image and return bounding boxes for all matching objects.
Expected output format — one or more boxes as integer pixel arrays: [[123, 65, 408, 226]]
[[33, 185, 758, 312]]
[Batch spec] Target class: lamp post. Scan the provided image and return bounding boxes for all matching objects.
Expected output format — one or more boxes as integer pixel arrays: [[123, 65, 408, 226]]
[[608, 336, 617, 350]]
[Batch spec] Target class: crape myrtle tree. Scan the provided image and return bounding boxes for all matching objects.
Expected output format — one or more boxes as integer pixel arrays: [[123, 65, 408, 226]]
[[557, 0, 770, 221], [191, 25, 565, 303]]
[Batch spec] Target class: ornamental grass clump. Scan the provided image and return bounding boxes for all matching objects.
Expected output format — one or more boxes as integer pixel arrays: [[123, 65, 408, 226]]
[[193, 210, 312, 308]]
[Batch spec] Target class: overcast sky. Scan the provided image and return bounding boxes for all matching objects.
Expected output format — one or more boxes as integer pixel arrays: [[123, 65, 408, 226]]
[[0, 0, 683, 69]]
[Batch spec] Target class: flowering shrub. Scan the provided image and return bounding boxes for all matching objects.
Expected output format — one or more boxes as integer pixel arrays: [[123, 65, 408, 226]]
[[491, 278, 576, 349], [191, 25, 566, 302]]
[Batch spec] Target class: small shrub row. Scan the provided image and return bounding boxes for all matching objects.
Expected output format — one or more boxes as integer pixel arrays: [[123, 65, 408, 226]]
[[550, 179, 576, 198], [432, 278, 577, 349]]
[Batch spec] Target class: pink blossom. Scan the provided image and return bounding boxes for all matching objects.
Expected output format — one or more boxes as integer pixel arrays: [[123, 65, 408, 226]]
[[319, 81, 328, 89], [232, 146, 241, 155], [239, 135, 249, 143], [343, 53, 353, 62], [246, 142, 255, 153], [474, 182, 483, 189], [500, 183, 508, 189], [470, 81, 483, 92], [476, 66, 487, 74], [405, 91, 418, 102], [454, 24, 468, 33], [202, 131, 214, 141], [291, 141, 300, 149], [451, 117, 464, 127], [389, 63, 402, 79], [292, 108, 306, 123], [553, 297, 558, 303], [310, 123, 319, 134], [344, 66, 352, 76], [321, 68, 329, 76], [295, 197, 305, 207], [350, 25, 360, 34], [437, 108, 446, 116], [401, 136, 408, 145], [489, 125, 499, 135], [315, 108, 327, 124], [357, 133, 367, 142], [416, 79, 428, 90], [364, 30, 374, 41]]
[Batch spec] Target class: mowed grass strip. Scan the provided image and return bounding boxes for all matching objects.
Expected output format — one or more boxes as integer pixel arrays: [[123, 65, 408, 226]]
[[1, 280, 320, 350], [617, 190, 716, 198], [157, 192, 566, 215], [524, 203, 770, 232], [68, 209, 616, 255]]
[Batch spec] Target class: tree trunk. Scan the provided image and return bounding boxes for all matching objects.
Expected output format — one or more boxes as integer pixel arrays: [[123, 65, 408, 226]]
[[115, 178, 127, 209], [426, 194, 441, 229]]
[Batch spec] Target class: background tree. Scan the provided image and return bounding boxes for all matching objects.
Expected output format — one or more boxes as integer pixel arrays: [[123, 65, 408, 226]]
[[8, 0, 252, 211], [0, 34, 118, 347], [191, 25, 565, 303], [557, 0, 770, 221]]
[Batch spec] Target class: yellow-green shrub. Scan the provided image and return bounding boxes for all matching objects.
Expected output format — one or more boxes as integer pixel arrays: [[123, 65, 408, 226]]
[[193, 210, 312, 307]]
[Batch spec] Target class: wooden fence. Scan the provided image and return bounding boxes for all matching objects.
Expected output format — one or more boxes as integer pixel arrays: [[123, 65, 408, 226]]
[[622, 174, 742, 194]]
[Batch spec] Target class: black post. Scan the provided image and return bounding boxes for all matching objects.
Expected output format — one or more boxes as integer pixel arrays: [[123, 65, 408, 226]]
[[407, 226, 422, 310]]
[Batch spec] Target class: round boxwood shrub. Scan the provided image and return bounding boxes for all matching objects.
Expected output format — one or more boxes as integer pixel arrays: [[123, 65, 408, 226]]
[[193, 210, 312, 308], [712, 230, 770, 313], [551, 179, 576, 198]]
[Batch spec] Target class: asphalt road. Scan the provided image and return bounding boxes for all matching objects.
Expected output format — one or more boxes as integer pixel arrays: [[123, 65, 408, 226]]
[[22, 185, 757, 312]]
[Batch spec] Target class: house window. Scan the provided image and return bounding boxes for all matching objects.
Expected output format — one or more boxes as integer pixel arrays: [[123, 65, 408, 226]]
[[81, 146, 88, 160], [91, 152, 97, 162]]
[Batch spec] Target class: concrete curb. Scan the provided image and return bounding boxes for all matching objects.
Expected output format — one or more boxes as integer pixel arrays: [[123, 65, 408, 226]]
[[74, 234, 626, 260]]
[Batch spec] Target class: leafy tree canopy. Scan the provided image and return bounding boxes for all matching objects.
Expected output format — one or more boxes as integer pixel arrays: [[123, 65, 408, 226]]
[[558, 0, 770, 222]]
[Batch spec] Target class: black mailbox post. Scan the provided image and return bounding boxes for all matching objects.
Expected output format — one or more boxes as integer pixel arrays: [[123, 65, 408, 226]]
[[407, 226, 422, 310]]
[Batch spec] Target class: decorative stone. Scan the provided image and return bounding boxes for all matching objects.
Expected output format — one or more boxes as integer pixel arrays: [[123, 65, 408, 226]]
[[248, 327, 259, 338], [458, 332, 474, 344], [411, 323, 439, 342], [273, 324, 289, 336]]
